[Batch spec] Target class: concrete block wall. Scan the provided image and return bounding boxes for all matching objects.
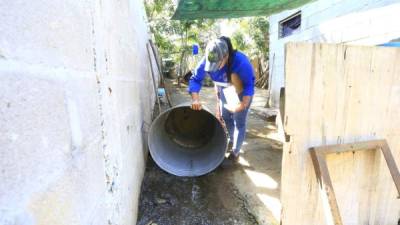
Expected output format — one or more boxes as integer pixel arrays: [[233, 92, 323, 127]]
[[0, 0, 156, 225], [268, 0, 400, 107]]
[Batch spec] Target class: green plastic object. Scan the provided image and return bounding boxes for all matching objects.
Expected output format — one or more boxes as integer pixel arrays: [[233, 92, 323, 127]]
[[172, 0, 314, 20]]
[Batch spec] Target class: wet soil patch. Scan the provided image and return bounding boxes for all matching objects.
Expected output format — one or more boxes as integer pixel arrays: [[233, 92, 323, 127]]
[[137, 158, 259, 225]]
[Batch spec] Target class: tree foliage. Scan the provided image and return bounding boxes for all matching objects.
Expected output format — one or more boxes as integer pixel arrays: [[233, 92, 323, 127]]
[[230, 17, 269, 61], [249, 17, 270, 61], [145, 0, 216, 60], [145, 0, 270, 84]]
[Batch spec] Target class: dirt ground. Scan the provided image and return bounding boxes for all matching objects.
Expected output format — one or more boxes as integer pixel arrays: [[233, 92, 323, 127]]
[[137, 80, 283, 225]]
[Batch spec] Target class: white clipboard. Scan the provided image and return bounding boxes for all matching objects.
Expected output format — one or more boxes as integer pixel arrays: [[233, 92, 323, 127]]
[[222, 86, 240, 111]]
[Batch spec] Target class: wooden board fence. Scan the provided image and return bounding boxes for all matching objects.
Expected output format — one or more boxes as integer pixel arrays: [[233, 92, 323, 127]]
[[281, 43, 400, 225]]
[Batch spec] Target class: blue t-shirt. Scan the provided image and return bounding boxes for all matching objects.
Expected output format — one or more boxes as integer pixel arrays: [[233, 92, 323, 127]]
[[188, 51, 255, 96]]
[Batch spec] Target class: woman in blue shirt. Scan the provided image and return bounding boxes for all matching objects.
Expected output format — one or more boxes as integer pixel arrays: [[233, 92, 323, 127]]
[[189, 36, 255, 161]]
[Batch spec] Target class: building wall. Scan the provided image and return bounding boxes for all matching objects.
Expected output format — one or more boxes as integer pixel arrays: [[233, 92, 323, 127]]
[[0, 0, 156, 225], [268, 0, 400, 107]]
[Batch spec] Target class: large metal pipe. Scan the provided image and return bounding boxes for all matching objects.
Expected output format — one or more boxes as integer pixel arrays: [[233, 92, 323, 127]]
[[148, 103, 228, 176]]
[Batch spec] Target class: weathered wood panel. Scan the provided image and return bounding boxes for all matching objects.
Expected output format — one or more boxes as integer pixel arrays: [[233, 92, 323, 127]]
[[310, 140, 400, 225], [282, 43, 400, 225]]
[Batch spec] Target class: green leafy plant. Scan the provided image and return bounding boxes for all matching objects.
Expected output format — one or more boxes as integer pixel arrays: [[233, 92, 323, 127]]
[[145, 0, 270, 88]]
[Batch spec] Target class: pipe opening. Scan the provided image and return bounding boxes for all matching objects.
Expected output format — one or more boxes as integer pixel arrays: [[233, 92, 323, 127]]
[[165, 107, 215, 149], [148, 104, 227, 176]]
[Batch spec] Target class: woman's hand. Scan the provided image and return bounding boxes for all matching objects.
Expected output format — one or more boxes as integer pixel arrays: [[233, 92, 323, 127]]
[[228, 96, 251, 113], [191, 99, 202, 110], [191, 92, 202, 110], [228, 102, 245, 113]]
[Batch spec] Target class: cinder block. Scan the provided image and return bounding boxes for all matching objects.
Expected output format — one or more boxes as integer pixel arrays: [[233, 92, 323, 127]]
[[340, 21, 371, 42], [28, 140, 106, 225], [302, 0, 334, 20], [0, 0, 94, 70], [349, 31, 400, 45], [368, 4, 400, 37], [0, 69, 72, 217], [0, 0, 154, 224]]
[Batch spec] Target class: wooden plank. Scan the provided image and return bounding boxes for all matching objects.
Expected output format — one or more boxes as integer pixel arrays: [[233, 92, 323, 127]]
[[366, 46, 400, 224], [310, 148, 343, 225], [381, 140, 400, 195], [282, 43, 400, 225], [336, 45, 376, 225], [284, 42, 314, 134], [282, 42, 325, 225], [310, 140, 400, 225], [314, 140, 384, 154]]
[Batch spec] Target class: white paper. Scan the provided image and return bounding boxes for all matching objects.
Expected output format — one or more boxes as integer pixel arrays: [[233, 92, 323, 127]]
[[222, 86, 240, 111]]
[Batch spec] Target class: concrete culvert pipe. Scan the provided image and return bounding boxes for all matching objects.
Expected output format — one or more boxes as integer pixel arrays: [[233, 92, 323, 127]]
[[148, 103, 228, 176]]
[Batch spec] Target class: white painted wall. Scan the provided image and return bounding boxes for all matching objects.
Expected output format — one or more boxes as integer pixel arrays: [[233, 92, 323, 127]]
[[0, 0, 157, 225], [268, 0, 400, 107]]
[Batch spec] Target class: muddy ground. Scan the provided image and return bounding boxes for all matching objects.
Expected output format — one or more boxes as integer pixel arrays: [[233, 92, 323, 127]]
[[137, 80, 283, 225]]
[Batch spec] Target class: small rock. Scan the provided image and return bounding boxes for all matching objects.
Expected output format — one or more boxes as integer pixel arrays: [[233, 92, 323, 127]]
[[155, 198, 167, 204], [145, 221, 158, 225]]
